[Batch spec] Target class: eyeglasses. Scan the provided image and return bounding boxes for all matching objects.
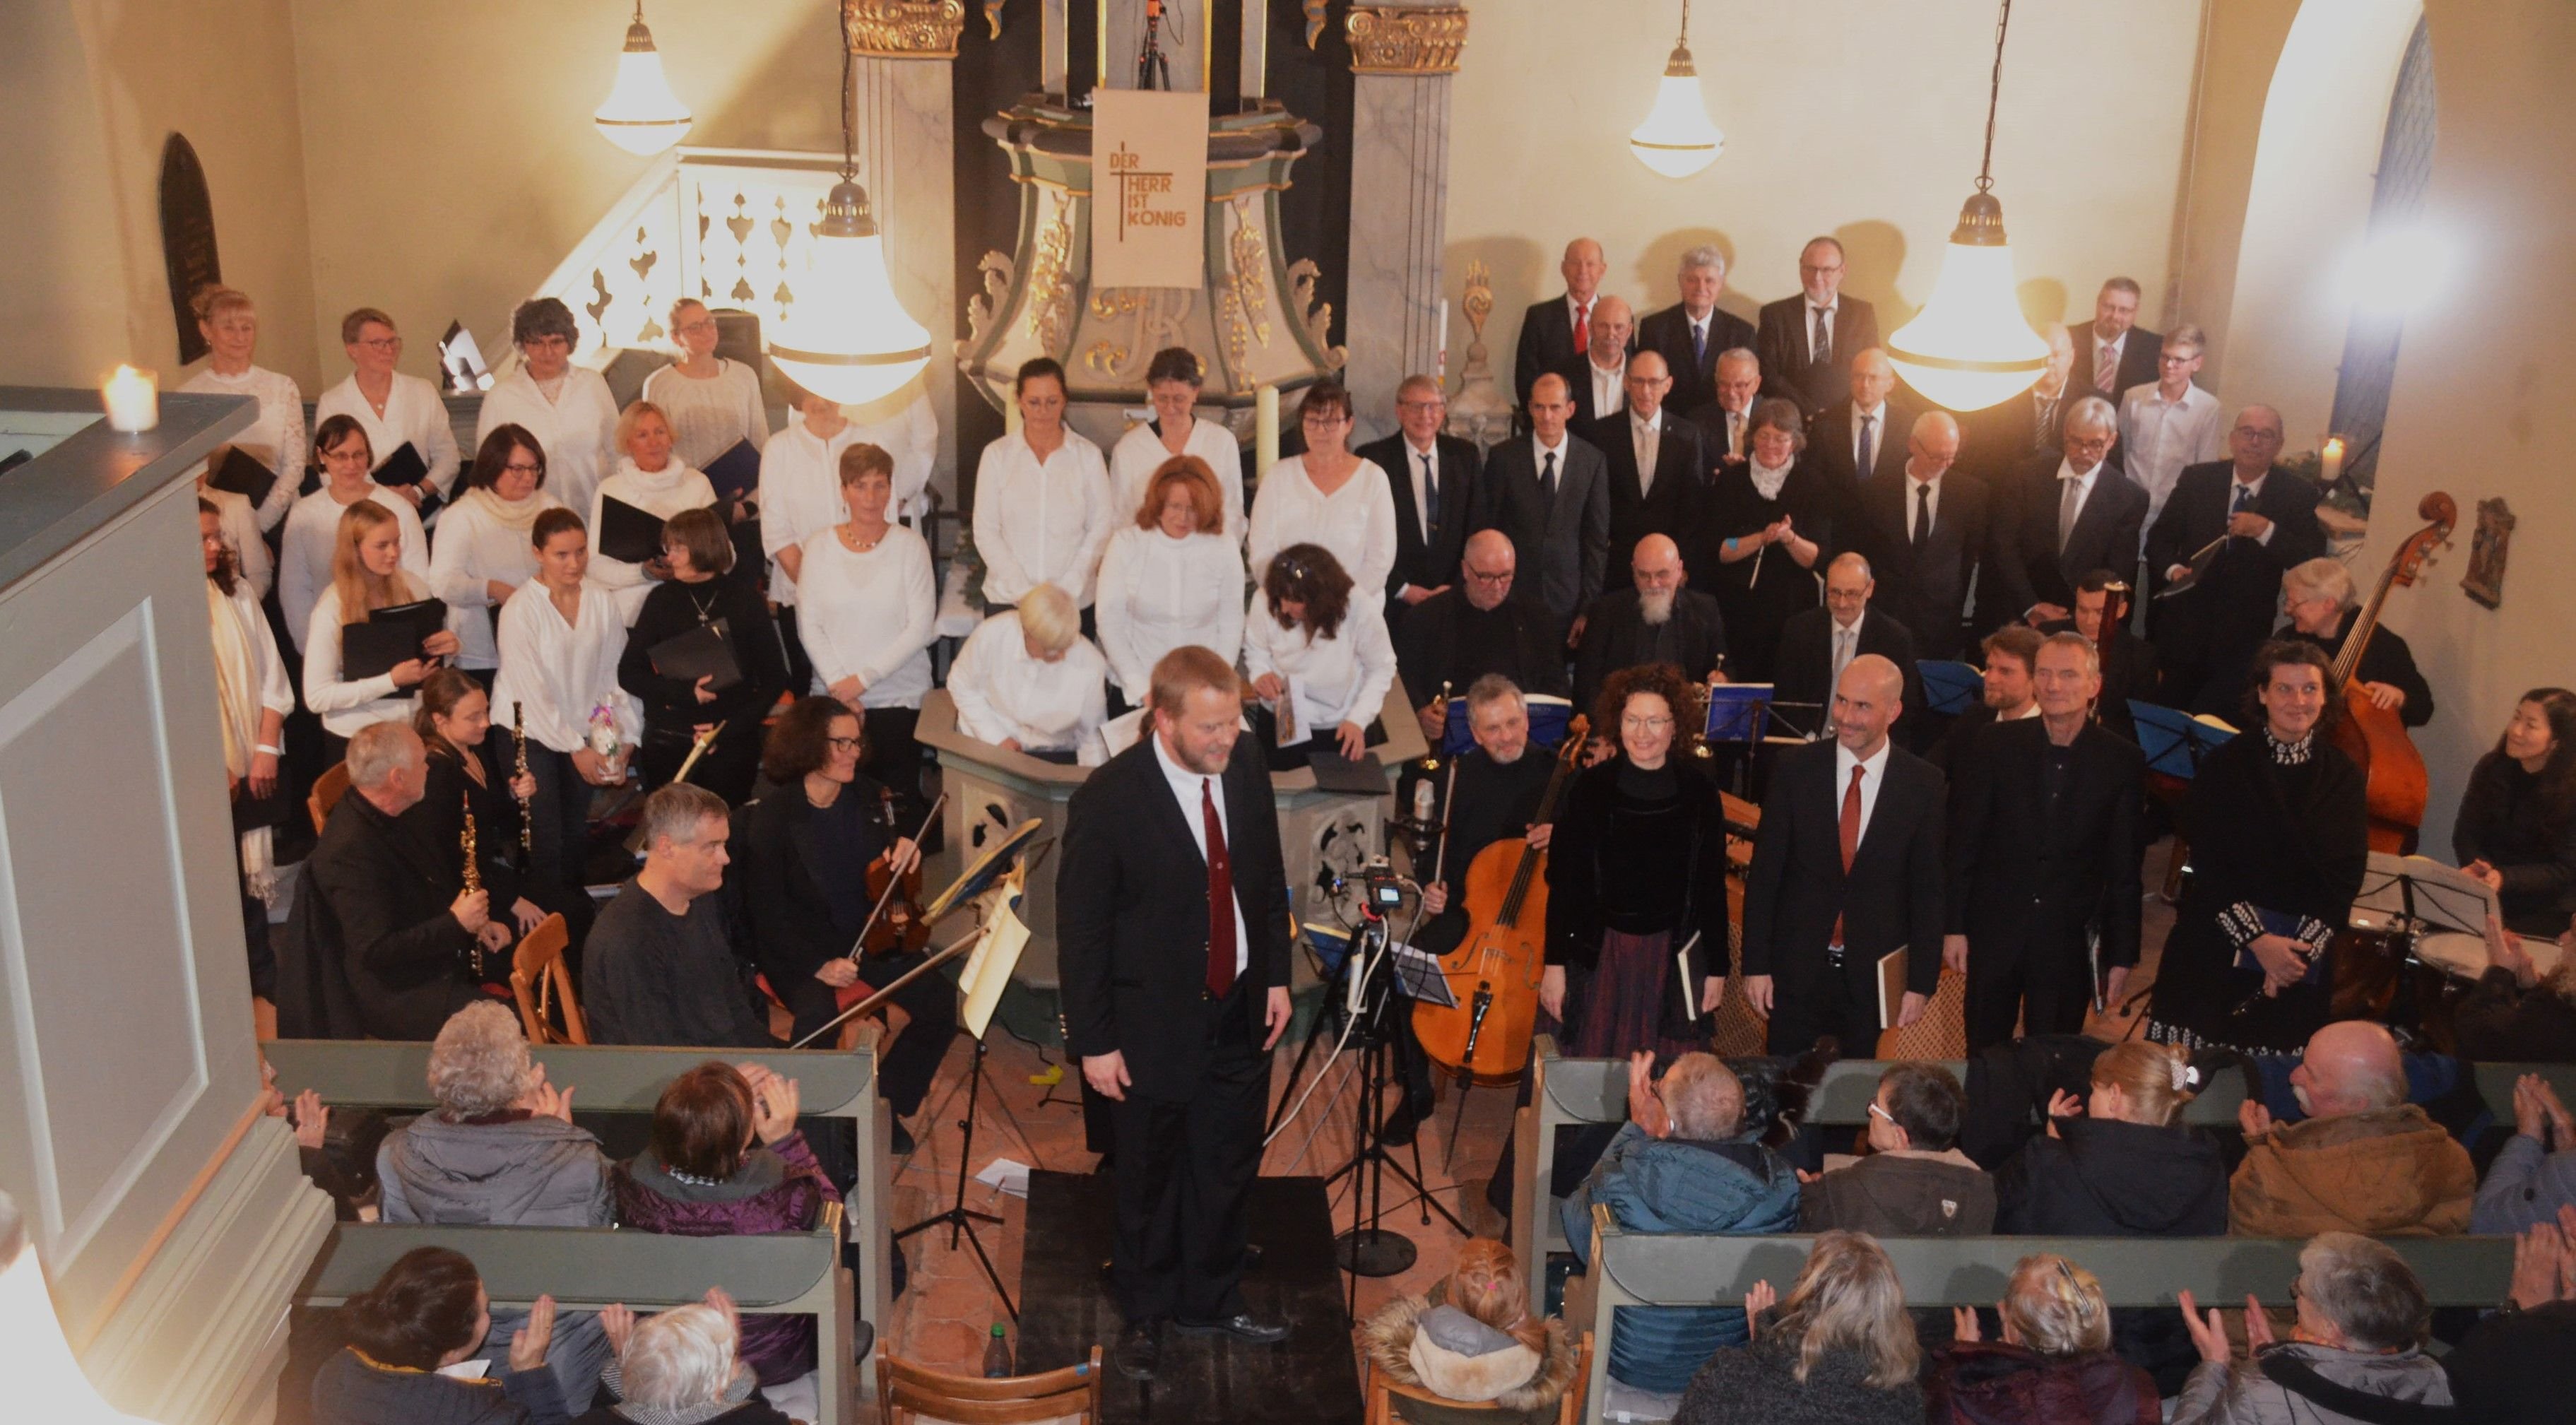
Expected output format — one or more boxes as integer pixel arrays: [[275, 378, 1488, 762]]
[[675, 319, 719, 336], [502, 461, 544, 475], [1398, 398, 1446, 411], [1621, 714, 1674, 731], [1301, 411, 1349, 427], [1867, 1101, 1896, 1124], [2233, 425, 2285, 441], [355, 336, 401, 351], [826, 736, 863, 751], [1463, 567, 1513, 586], [1800, 261, 1844, 276]]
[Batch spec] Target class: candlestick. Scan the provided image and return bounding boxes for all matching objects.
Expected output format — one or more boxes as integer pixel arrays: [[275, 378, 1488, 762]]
[[2319, 436, 2346, 485], [101, 365, 158, 434], [1255, 383, 1280, 480]]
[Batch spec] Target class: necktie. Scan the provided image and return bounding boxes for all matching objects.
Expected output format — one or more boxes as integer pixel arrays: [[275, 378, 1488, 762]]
[[1420, 451, 1441, 539], [2058, 473, 2086, 553], [2095, 343, 2117, 395], [1856, 413, 1875, 478], [1832, 762, 1865, 945], [1833, 626, 1856, 687], [1636, 420, 1657, 495], [2034, 394, 2060, 451], [1913, 481, 1932, 549], [1202, 778, 1236, 998], [1542, 449, 1558, 500], [2231, 482, 2254, 516], [1728, 410, 1744, 458], [1691, 319, 1708, 367], [1813, 307, 1833, 367], [1574, 300, 1592, 357]]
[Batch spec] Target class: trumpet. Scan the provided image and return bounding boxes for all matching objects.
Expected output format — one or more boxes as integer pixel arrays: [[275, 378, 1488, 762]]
[[460, 793, 483, 895], [512, 699, 533, 856]]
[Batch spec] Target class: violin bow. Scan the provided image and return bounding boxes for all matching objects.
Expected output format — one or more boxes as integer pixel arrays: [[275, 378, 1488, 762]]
[[842, 791, 947, 962]]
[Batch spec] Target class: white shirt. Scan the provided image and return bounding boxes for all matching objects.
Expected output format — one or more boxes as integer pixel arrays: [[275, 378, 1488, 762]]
[[1244, 454, 1397, 615], [490, 581, 640, 755], [1527, 434, 1571, 495], [846, 387, 940, 524], [218, 583, 294, 719], [279, 487, 430, 653], [972, 429, 1116, 609], [796, 523, 937, 709], [1831, 736, 1894, 864], [756, 420, 864, 607], [641, 359, 769, 472], [1629, 408, 1664, 495], [1850, 400, 1889, 473], [1095, 525, 1246, 697], [2052, 456, 2101, 529], [1805, 299, 1841, 363], [182, 364, 305, 531], [1152, 731, 1250, 976], [1109, 418, 1247, 546], [475, 365, 621, 517], [427, 488, 565, 668], [945, 612, 1109, 764], [589, 459, 717, 625], [301, 586, 422, 738], [1588, 357, 1625, 422], [2118, 381, 2226, 531], [314, 371, 463, 498], [1241, 594, 1397, 735], [203, 485, 273, 601]]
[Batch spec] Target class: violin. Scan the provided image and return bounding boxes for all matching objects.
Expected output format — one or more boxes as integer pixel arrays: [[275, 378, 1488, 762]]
[[2329, 490, 2454, 852], [854, 791, 944, 958]]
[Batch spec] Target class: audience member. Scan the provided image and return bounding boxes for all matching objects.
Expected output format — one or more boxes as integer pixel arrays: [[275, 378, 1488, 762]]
[[2144, 405, 2324, 714], [2117, 324, 2226, 533], [1359, 1239, 1578, 1422], [639, 298, 769, 474], [1248, 379, 1398, 613], [972, 357, 1114, 614], [1756, 237, 1881, 415], [1357, 375, 1482, 634], [491, 509, 639, 910], [792, 443, 938, 815], [1395, 531, 1571, 742], [1095, 455, 1246, 713], [1771, 554, 1924, 745], [2230, 1020, 2474, 1236], [1639, 246, 1755, 418], [1688, 347, 1763, 476], [432, 426, 567, 680], [610, 1063, 840, 1389], [1672, 1231, 1923, 1425], [311, 1246, 569, 1425], [316, 307, 461, 511], [586, 783, 769, 1048], [1571, 295, 1634, 427], [946, 585, 1109, 764], [1809, 348, 1911, 492], [580, 1298, 790, 1425], [204, 497, 291, 1000], [2474, 1072, 2576, 1235], [2279, 556, 2433, 728], [2069, 278, 2161, 405], [2454, 687, 2576, 934], [1703, 398, 1834, 683], [617, 507, 786, 803], [415, 670, 545, 938], [281, 415, 430, 654], [2441, 1212, 2576, 1424], [1927, 1254, 2158, 1425], [1799, 1063, 1995, 1236], [1107, 347, 1246, 540], [2170, 1232, 2452, 1424], [1573, 533, 1727, 715], [182, 284, 303, 533], [1988, 396, 2146, 629], [1594, 350, 1706, 567], [477, 297, 621, 518], [1243, 543, 1395, 769], [756, 379, 865, 692], [1854, 410, 1985, 660], [2455, 913, 2576, 1062], [1477, 374, 1609, 644], [1562, 1052, 1799, 1397], [587, 401, 714, 625], [1515, 237, 1608, 411]]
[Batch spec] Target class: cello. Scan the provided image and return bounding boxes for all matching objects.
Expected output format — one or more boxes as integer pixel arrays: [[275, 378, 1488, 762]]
[[2328, 491, 2454, 853], [1412, 715, 1589, 1085]]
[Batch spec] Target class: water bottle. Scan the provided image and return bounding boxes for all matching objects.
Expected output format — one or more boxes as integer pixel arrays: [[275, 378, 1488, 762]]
[[981, 1322, 1012, 1378]]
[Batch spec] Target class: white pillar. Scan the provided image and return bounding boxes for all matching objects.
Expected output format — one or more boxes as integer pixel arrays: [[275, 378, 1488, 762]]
[[847, 2, 965, 502], [1340, 4, 1467, 440]]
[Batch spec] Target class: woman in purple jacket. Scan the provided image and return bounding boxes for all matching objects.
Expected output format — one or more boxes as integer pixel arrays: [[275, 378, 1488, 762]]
[[612, 1063, 841, 1386]]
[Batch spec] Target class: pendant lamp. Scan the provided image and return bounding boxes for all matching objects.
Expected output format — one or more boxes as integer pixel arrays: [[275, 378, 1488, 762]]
[[766, 8, 932, 406], [1886, 0, 2048, 412], [593, 1, 693, 157], [1628, 0, 1723, 178]]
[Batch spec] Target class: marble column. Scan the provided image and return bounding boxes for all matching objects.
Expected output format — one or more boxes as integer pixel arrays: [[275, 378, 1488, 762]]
[[1340, 4, 1467, 440], [847, 1, 965, 502]]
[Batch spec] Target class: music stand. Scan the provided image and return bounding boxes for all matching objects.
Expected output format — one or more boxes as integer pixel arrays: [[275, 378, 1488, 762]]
[[1701, 683, 1774, 744], [1916, 661, 1985, 717], [2128, 702, 2238, 779]]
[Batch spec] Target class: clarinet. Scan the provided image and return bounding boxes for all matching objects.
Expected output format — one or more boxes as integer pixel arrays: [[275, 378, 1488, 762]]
[[512, 699, 533, 861], [460, 793, 483, 894]]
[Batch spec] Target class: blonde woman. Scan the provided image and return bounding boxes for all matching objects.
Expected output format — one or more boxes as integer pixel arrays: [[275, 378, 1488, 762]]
[[589, 400, 716, 625], [640, 298, 770, 471], [302, 501, 460, 761], [180, 283, 304, 531], [279, 415, 429, 651], [314, 307, 461, 509], [1675, 1231, 1923, 1425], [1928, 1255, 2158, 1424], [1095, 456, 1246, 715], [945, 584, 1108, 765], [1359, 1238, 1578, 1421]]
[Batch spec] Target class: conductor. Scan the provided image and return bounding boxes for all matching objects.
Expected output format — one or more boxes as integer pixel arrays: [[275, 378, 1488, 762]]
[[1058, 645, 1294, 1381]]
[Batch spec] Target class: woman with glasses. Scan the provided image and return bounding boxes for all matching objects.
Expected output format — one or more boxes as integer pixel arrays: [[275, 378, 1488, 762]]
[[1243, 543, 1393, 771], [642, 298, 772, 473], [1701, 396, 1832, 683], [180, 284, 303, 533], [476, 297, 621, 516], [279, 416, 430, 654], [970, 357, 1114, 617], [428, 425, 565, 683], [1542, 662, 1725, 1060], [1107, 347, 1245, 543], [1246, 379, 1396, 615], [314, 307, 463, 512]]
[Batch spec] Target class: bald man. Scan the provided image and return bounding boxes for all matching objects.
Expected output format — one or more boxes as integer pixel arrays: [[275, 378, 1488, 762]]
[[1755, 235, 1882, 414], [1742, 654, 1947, 1056], [1396, 529, 1571, 738], [1850, 409, 1990, 661], [1572, 295, 1634, 427], [1772, 552, 1925, 735], [1809, 348, 1912, 492], [2230, 1021, 2474, 1237], [1588, 348, 1708, 565], [1474, 374, 1610, 642], [1516, 237, 1614, 412], [1573, 533, 1727, 712], [2143, 403, 2327, 713]]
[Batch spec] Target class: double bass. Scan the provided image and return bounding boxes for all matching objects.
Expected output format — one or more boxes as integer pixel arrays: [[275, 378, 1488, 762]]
[[1412, 716, 1589, 1084], [2329, 491, 2454, 853]]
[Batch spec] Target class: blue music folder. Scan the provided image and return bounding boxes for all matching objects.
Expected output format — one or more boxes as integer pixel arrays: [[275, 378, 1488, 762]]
[[2129, 701, 2238, 778], [702, 439, 762, 499], [1917, 660, 1985, 716], [1442, 692, 1573, 756], [1701, 682, 1773, 743]]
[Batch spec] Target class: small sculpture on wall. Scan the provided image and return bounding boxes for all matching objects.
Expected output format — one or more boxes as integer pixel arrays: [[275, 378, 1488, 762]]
[[2462, 497, 2516, 610]]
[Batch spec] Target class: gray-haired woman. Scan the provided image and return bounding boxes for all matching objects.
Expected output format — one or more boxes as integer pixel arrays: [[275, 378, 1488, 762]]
[[579, 1295, 794, 1425]]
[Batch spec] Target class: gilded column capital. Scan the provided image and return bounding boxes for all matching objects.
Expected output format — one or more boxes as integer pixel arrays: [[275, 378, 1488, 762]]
[[844, 0, 967, 58], [1346, 6, 1467, 74]]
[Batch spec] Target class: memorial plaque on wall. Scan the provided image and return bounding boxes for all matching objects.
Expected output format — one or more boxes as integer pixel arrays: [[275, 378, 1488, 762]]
[[159, 134, 221, 365]]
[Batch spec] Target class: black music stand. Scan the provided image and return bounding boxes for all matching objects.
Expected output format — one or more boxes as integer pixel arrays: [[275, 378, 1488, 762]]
[[2129, 702, 2237, 779]]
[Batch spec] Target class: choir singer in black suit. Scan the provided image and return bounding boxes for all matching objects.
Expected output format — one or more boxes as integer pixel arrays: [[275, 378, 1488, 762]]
[[1771, 554, 1925, 741], [1356, 375, 1480, 637], [1850, 410, 1987, 661], [1636, 245, 1755, 418], [1590, 350, 1706, 564], [1742, 654, 1946, 1056], [1944, 632, 2145, 1053], [1514, 238, 1608, 411], [1397, 530, 1571, 743], [1477, 374, 1610, 645], [1058, 646, 1294, 1380], [1755, 236, 1881, 414], [1987, 396, 2148, 629], [1573, 534, 1727, 714], [2145, 406, 2326, 712]]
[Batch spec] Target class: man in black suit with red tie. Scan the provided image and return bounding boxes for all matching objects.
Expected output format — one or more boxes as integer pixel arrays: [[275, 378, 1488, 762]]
[[1357, 374, 1480, 638], [1637, 245, 1756, 418], [1756, 236, 1881, 415], [1589, 350, 1706, 565], [1742, 653, 1946, 1056], [2067, 278, 2162, 406], [1985, 395, 2149, 631], [1058, 647, 1294, 1380], [1850, 410, 1988, 661], [2143, 404, 2326, 714], [1514, 237, 1608, 411], [1808, 348, 1912, 492]]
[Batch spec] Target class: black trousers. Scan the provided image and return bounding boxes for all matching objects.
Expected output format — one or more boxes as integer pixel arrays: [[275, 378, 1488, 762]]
[[1964, 935, 2096, 1056], [1763, 953, 1888, 1058], [779, 952, 959, 1118], [1106, 985, 1268, 1324]]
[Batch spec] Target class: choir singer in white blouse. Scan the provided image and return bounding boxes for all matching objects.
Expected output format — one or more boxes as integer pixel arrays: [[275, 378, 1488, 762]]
[[1245, 379, 1396, 615], [1108, 348, 1245, 543], [759, 380, 863, 690], [301, 501, 460, 760], [491, 508, 642, 908], [475, 297, 620, 517], [427, 425, 565, 680], [314, 307, 463, 511], [971, 357, 1114, 613], [795, 444, 938, 812], [1094, 455, 1244, 714], [588, 400, 715, 625], [947, 584, 1109, 766], [1242, 543, 1395, 769], [280, 416, 429, 653], [640, 298, 770, 473], [180, 284, 302, 533]]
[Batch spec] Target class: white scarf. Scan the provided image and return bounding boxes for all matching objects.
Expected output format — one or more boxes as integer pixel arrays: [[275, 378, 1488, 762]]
[[466, 483, 551, 533], [1748, 456, 1792, 502], [610, 456, 700, 504], [206, 579, 276, 900]]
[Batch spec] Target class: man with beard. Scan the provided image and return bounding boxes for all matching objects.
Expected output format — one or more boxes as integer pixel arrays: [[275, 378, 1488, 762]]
[[1573, 533, 1727, 714]]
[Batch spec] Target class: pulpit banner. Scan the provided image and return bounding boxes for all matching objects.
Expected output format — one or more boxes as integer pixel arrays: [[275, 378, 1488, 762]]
[[1089, 89, 1207, 289]]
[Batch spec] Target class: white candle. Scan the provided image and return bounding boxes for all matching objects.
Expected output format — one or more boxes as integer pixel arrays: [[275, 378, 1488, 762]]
[[2319, 437, 2345, 485], [1255, 383, 1280, 480], [1436, 299, 1450, 381], [101, 365, 158, 434]]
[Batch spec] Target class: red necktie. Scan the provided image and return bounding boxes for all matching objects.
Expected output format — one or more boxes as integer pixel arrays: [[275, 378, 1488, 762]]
[[1573, 300, 1592, 357], [1831, 763, 1864, 946], [1203, 778, 1236, 998]]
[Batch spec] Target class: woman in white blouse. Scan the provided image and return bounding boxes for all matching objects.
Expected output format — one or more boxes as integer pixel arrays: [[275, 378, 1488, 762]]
[[280, 415, 430, 652], [427, 425, 563, 680], [1108, 348, 1244, 543], [314, 307, 462, 512], [475, 297, 620, 517], [1094, 455, 1244, 714], [302, 501, 461, 761], [1245, 378, 1396, 615], [1243, 542, 1395, 769], [589, 400, 715, 625], [971, 357, 1113, 613], [947, 584, 1109, 766], [203, 497, 292, 995], [795, 444, 938, 812], [490, 508, 641, 905], [180, 285, 303, 533], [759, 381, 862, 690], [641, 297, 769, 473]]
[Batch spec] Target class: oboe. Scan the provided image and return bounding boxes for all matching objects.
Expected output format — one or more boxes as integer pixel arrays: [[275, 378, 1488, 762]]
[[512, 699, 533, 856], [460, 793, 483, 895]]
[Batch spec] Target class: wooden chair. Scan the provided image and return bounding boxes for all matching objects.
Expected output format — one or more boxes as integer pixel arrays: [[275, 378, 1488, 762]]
[[307, 761, 351, 835], [509, 913, 588, 1045], [874, 1342, 1101, 1425], [1364, 1331, 1593, 1425]]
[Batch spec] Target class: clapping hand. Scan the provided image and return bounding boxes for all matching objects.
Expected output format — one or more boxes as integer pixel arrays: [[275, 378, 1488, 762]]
[[2239, 1097, 2277, 1142], [1742, 1279, 1777, 1341], [2510, 1219, 2568, 1311], [2487, 913, 2540, 989], [2176, 1289, 2234, 1365], [2512, 1073, 2576, 1149], [601, 1303, 637, 1361], [1626, 1051, 1672, 1139], [1951, 1306, 1984, 1344], [2044, 1088, 2084, 1140], [519, 1065, 575, 1123], [291, 1088, 330, 1151], [506, 1295, 557, 1374]]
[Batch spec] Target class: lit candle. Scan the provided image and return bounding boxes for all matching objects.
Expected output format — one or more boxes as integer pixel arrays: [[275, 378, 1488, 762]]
[[101, 365, 158, 434], [1255, 383, 1279, 480], [1436, 299, 1450, 381], [2320, 437, 2345, 485]]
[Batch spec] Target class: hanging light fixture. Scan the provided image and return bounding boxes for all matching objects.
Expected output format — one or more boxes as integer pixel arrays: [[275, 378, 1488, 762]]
[[766, 9, 932, 406], [592, 1, 693, 156], [1, 1192, 163, 1425], [1886, 0, 2049, 412], [1628, 0, 1724, 178]]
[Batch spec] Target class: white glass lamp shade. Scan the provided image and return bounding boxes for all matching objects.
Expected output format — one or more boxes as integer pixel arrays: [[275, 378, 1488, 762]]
[[1887, 192, 2049, 412], [1, 1194, 161, 1425], [1629, 45, 1723, 178], [768, 181, 933, 407], [593, 18, 692, 157]]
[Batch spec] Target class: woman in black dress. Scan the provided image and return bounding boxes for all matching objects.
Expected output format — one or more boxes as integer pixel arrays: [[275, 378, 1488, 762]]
[[2144, 641, 2368, 1053], [1542, 663, 1727, 1060], [617, 506, 787, 805], [413, 668, 546, 939], [1700, 397, 1836, 683], [2454, 687, 2576, 935]]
